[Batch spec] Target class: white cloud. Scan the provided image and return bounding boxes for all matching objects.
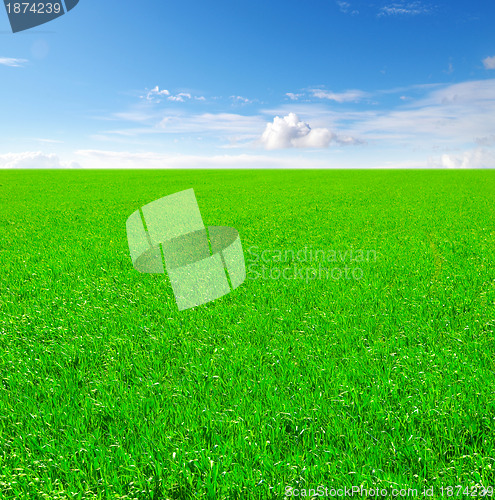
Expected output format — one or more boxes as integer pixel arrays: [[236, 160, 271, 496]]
[[230, 95, 253, 104], [262, 79, 495, 167], [97, 111, 265, 146], [143, 86, 170, 102], [72, 150, 428, 169], [168, 92, 192, 102], [74, 149, 332, 169], [336, 1, 359, 15], [156, 112, 265, 135], [261, 113, 332, 149], [335, 135, 364, 145], [35, 138, 64, 144], [346, 79, 495, 144], [420, 79, 495, 105], [142, 88, 205, 103], [113, 111, 155, 123], [260, 113, 362, 150], [377, 82, 443, 95], [286, 93, 303, 101], [103, 79, 495, 166], [0, 152, 80, 169], [475, 134, 495, 146], [378, 1, 431, 16], [0, 57, 28, 67], [482, 56, 495, 70], [428, 148, 495, 168], [310, 88, 368, 103]]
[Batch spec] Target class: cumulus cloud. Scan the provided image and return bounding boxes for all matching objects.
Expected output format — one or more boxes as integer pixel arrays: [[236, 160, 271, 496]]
[[106, 78, 495, 165], [310, 88, 368, 103], [143, 86, 170, 102], [261, 113, 332, 149], [483, 56, 495, 70], [260, 113, 362, 150], [428, 148, 495, 169], [0, 57, 28, 67], [0, 152, 80, 169]]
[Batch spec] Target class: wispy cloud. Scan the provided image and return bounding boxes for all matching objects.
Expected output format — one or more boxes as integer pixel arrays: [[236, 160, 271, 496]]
[[113, 111, 156, 123], [98, 79, 495, 168], [167, 92, 192, 102], [336, 1, 359, 15], [413, 79, 495, 107], [98, 112, 265, 145], [0, 152, 79, 169], [141, 86, 205, 103], [343, 80, 495, 147], [265, 79, 495, 162], [0, 57, 28, 67], [286, 93, 304, 101], [156, 112, 264, 135], [475, 134, 495, 146], [230, 95, 254, 104], [376, 82, 443, 96], [35, 138, 65, 144], [482, 56, 495, 70], [74, 149, 332, 169], [428, 148, 495, 168], [309, 88, 369, 103], [378, 1, 432, 16]]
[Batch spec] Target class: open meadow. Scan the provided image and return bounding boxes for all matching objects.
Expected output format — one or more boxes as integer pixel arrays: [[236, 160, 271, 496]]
[[0, 169, 494, 499]]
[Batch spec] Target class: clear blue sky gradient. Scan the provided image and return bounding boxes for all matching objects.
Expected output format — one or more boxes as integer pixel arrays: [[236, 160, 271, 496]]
[[1, 0, 495, 168]]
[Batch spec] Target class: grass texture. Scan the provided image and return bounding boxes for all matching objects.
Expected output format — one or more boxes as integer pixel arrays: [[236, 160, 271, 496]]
[[0, 169, 494, 499]]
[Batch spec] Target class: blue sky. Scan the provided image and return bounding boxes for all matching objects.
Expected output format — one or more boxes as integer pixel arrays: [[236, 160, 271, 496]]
[[1, 0, 495, 168]]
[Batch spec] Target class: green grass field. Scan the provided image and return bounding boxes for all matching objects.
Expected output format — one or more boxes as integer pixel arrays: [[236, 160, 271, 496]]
[[0, 169, 494, 499]]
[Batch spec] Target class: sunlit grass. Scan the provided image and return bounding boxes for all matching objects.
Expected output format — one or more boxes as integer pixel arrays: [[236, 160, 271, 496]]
[[0, 169, 494, 499]]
